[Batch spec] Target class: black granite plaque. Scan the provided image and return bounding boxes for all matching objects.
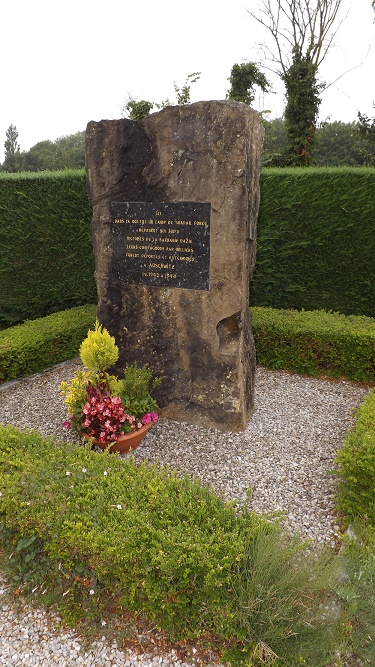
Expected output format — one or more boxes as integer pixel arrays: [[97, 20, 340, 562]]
[[110, 201, 210, 290]]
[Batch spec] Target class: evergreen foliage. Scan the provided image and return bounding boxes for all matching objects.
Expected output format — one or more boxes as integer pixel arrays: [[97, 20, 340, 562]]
[[2, 303, 374, 387], [79, 320, 118, 373], [0, 305, 96, 383], [1, 167, 375, 328], [253, 167, 375, 317], [333, 390, 375, 664], [335, 390, 375, 527], [1, 303, 374, 662], [2, 124, 21, 172], [0, 426, 272, 639], [0, 426, 344, 664], [0, 169, 95, 327], [251, 306, 375, 382]]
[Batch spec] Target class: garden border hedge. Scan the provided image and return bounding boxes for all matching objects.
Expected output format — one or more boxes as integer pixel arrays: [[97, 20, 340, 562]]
[[1, 304, 374, 386], [251, 306, 375, 383], [0, 304, 96, 384]]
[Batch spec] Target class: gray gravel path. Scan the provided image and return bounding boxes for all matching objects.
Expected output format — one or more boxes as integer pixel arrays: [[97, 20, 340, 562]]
[[0, 360, 371, 666]]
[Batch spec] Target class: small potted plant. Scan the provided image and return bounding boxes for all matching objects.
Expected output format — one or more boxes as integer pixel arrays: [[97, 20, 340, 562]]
[[60, 320, 160, 453]]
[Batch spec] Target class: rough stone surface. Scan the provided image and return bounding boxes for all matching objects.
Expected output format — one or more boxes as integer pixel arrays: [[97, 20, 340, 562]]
[[85, 101, 264, 431]]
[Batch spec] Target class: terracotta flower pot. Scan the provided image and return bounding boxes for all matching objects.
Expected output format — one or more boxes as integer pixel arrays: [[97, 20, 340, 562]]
[[81, 422, 153, 453]]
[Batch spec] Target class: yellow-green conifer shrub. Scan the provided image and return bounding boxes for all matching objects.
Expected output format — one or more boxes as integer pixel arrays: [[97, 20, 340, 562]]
[[79, 320, 118, 373]]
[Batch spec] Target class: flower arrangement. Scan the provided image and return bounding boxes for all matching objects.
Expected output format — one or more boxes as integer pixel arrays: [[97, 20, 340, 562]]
[[60, 320, 160, 445]]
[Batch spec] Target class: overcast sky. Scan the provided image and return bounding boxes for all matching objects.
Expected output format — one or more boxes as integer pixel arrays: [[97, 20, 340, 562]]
[[0, 0, 374, 162]]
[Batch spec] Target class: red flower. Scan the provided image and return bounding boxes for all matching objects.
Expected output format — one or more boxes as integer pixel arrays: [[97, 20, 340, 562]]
[[80, 387, 157, 443]]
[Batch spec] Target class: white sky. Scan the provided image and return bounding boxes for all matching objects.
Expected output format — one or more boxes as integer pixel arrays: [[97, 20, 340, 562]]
[[0, 0, 374, 162]]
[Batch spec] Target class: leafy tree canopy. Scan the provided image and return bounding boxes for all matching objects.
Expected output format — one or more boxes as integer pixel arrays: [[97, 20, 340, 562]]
[[357, 105, 375, 166], [262, 116, 375, 167], [1, 130, 85, 172]]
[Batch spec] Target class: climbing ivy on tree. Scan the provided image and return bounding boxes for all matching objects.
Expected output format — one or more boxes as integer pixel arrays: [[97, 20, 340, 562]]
[[282, 49, 322, 166], [247, 0, 345, 165]]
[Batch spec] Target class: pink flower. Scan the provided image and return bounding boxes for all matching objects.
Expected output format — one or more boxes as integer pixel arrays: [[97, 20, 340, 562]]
[[142, 412, 158, 425]]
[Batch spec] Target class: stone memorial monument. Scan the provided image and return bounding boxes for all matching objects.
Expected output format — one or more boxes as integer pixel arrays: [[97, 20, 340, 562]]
[[85, 100, 263, 431]]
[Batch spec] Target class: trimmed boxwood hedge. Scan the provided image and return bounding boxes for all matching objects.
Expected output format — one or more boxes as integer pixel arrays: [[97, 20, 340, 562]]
[[251, 306, 375, 383], [335, 390, 375, 528], [0, 304, 96, 383], [0, 425, 270, 639], [1, 304, 374, 386]]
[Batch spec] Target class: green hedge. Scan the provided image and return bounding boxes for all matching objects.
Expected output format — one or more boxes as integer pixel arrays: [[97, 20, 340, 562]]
[[1, 304, 374, 386], [335, 390, 375, 529], [0, 304, 96, 383], [252, 167, 375, 317], [0, 170, 96, 327], [0, 425, 269, 639], [1, 168, 375, 328], [251, 306, 375, 383]]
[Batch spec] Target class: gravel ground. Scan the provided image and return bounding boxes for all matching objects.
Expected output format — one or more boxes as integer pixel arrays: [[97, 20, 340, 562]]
[[0, 360, 371, 666]]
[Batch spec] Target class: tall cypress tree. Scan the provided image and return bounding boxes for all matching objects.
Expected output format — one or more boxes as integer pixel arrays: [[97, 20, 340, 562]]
[[3, 124, 21, 172]]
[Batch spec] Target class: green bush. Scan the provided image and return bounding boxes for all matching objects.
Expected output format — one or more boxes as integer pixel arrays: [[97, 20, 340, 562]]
[[0, 424, 269, 639], [333, 386, 375, 665], [0, 424, 346, 664], [0, 304, 96, 383], [2, 304, 374, 386], [0, 170, 95, 327], [335, 523, 375, 666], [335, 389, 375, 528], [252, 167, 375, 317], [251, 306, 375, 382]]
